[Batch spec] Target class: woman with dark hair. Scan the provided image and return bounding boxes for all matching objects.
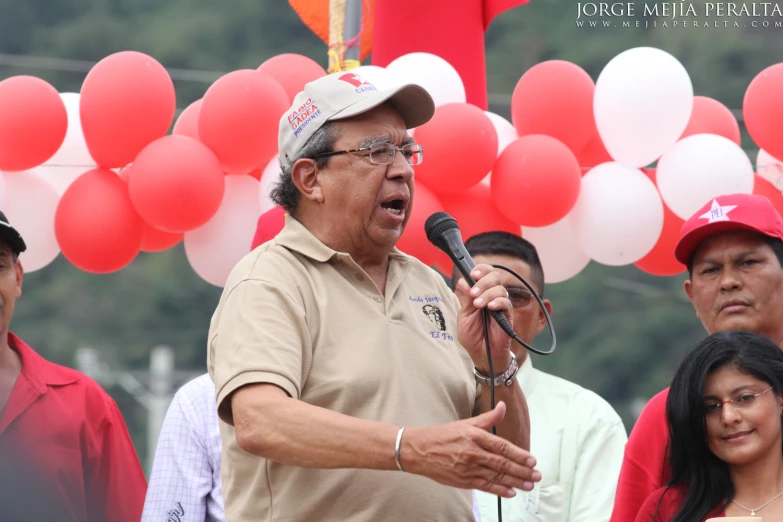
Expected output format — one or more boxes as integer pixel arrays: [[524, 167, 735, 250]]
[[635, 330, 783, 521]]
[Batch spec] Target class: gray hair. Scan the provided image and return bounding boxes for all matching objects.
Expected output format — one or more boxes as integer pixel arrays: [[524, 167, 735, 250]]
[[269, 122, 340, 214]]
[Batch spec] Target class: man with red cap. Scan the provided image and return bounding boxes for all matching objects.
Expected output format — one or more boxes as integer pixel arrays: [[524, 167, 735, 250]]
[[610, 193, 783, 521]]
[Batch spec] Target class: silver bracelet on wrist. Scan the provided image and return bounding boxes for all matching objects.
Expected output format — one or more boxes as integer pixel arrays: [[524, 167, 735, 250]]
[[473, 352, 519, 387], [395, 427, 406, 472]]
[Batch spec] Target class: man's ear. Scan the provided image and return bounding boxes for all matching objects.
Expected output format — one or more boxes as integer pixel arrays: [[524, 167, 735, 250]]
[[684, 278, 698, 319], [291, 158, 324, 204], [15, 258, 23, 299], [535, 299, 552, 335]]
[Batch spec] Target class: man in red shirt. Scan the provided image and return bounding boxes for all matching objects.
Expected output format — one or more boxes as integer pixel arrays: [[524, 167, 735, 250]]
[[611, 193, 783, 521], [0, 211, 148, 522]]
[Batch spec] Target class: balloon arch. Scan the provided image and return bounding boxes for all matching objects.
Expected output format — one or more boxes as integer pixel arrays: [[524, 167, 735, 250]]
[[1, 44, 782, 287]]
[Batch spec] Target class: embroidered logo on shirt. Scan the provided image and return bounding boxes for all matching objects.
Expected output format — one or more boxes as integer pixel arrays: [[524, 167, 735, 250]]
[[422, 304, 446, 332], [165, 502, 185, 522], [409, 295, 443, 304], [410, 297, 453, 341]]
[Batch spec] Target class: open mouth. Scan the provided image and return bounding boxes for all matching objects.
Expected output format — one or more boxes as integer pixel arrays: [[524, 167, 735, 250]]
[[381, 199, 406, 216]]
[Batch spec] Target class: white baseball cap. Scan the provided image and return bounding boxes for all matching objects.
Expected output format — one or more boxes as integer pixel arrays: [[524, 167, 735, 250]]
[[278, 71, 435, 166]]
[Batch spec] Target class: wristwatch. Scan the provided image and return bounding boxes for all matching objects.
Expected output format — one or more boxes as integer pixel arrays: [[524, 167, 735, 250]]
[[473, 352, 519, 387]]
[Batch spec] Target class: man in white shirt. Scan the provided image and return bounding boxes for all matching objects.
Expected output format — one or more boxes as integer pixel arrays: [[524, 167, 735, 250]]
[[142, 373, 484, 521], [455, 231, 627, 522], [141, 374, 226, 522]]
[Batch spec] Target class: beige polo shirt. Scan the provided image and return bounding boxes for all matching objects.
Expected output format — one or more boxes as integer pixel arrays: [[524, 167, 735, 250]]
[[208, 215, 482, 522]]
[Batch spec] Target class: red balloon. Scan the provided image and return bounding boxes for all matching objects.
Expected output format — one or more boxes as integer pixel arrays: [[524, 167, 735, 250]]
[[247, 167, 263, 180], [117, 165, 183, 252], [397, 182, 447, 266], [511, 61, 595, 156], [492, 135, 582, 227], [576, 124, 613, 172], [680, 96, 740, 145], [413, 103, 497, 194], [128, 135, 226, 233], [438, 183, 521, 277], [80, 51, 176, 168], [55, 168, 143, 273], [257, 54, 327, 103], [442, 183, 520, 242], [0, 76, 67, 171], [199, 70, 289, 175], [634, 169, 686, 276], [175, 98, 258, 178], [172, 99, 202, 141], [753, 173, 783, 217], [141, 226, 183, 252], [251, 206, 287, 250], [744, 63, 783, 162]]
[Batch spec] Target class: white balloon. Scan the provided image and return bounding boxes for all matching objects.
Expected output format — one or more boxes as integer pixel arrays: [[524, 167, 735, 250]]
[[37, 93, 97, 195], [657, 134, 754, 220], [185, 175, 262, 287], [0, 173, 8, 210], [259, 158, 280, 215], [594, 47, 693, 168], [570, 163, 664, 266], [757, 149, 783, 190], [523, 214, 591, 284], [485, 112, 518, 157], [46, 93, 96, 168], [478, 113, 516, 188], [1, 171, 60, 272], [36, 166, 90, 196], [386, 52, 466, 107]]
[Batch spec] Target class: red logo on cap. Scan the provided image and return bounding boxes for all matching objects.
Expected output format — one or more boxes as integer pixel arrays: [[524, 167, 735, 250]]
[[339, 73, 375, 89]]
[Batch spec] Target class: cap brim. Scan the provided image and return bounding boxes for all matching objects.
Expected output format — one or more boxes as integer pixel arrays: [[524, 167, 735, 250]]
[[674, 221, 774, 264], [328, 83, 435, 130], [0, 222, 26, 254]]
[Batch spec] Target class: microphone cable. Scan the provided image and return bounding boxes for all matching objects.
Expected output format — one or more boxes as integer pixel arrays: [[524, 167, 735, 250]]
[[491, 263, 556, 356], [478, 264, 556, 522]]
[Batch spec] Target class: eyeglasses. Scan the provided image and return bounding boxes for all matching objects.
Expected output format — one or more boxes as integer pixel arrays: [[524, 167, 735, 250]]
[[704, 386, 775, 415], [506, 286, 535, 308], [314, 142, 424, 166]]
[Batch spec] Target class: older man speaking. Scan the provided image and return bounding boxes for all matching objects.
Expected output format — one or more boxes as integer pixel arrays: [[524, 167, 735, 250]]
[[207, 72, 539, 521]]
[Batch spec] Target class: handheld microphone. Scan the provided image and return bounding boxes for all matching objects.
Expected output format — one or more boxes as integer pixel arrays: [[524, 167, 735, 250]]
[[425, 211, 556, 522], [424, 211, 518, 340]]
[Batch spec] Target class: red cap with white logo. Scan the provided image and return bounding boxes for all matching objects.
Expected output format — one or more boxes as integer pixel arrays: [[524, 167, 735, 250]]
[[674, 193, 783, 264]]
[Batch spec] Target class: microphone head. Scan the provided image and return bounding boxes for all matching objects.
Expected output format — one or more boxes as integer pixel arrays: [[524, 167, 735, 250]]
[[425, 211, 459, 244]]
